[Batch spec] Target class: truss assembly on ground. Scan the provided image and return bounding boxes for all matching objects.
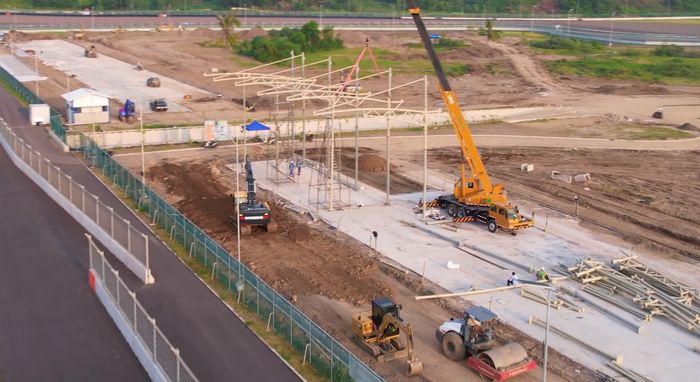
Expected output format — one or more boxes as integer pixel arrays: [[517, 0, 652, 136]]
[[205, 50, 440, 211]]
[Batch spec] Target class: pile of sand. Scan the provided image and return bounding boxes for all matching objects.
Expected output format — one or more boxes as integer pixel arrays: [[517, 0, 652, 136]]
[[358, 154, 386, 172], [189, 28, 219, 39]]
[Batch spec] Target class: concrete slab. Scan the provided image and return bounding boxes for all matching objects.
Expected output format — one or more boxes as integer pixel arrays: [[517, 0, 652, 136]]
[[0, 54, 47, 82], [14, 40, 210, 113], [251, 159, 700, 382]]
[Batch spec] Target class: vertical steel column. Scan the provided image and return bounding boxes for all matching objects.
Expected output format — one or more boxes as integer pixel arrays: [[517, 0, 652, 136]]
[[385, 67, 392, 205]]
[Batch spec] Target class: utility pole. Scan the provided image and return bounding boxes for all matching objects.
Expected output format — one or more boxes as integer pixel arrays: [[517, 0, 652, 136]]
[[608, 11, 617, 46], [567, 8, 574, 38]]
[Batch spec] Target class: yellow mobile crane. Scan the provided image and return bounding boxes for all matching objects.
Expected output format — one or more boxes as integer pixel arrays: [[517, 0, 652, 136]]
[[408, 1, 533, 234]]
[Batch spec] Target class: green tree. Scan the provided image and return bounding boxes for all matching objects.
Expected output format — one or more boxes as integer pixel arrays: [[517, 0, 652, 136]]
[[479, 18, 501, 44], [217, 11, 241, 49]]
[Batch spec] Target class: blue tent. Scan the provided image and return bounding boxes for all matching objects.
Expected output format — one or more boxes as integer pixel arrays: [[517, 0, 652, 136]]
[[244, 120, 270, 131]]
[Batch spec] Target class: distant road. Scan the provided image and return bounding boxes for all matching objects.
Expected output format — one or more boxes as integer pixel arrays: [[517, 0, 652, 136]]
[[0, 85, 302, 381], [0, 90, 148, 381], [0, 13, 698, 44]]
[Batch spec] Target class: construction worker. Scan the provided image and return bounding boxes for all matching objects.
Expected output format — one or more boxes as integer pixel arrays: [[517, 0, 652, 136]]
[[536, 267, 550, 282], [296, 158, 303, 175], [466, 316, 481, 343], [288, 160, 295, 177], [507, 271, 518, 286]]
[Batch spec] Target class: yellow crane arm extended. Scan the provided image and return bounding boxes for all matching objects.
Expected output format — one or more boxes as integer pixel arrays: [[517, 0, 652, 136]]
[[407, 1, 504, 205]]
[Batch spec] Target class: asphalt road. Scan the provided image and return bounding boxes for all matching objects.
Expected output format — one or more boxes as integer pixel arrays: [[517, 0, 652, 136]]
[[0, 13, 699, 37], [0, 111, 148, 380], [0, 87, 302, 381]]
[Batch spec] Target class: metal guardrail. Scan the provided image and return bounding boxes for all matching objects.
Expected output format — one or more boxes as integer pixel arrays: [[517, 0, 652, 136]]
[[0, 118, 152, 283], [88, 235, 198, 382], [80, 134, 384, 382]]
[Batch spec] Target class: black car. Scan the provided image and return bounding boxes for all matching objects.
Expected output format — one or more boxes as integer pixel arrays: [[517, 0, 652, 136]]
[[149, 99, 168, 112]]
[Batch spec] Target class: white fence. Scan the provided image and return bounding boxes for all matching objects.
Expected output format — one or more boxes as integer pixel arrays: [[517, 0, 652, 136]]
[[67, 107, 544, 149], [88, 235, 197, 382], [0, 118, 154, 284]]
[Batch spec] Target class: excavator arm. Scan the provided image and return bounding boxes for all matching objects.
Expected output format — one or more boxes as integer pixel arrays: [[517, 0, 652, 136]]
[[407, 1, 505, 205]]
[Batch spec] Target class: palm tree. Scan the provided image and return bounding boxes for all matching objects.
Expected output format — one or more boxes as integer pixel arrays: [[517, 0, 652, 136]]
[[217, 11, 241, 48]]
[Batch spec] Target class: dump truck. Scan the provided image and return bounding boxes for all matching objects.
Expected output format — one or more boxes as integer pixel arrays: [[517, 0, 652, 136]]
[[407, 1, 533, 234], [436, 306, 536, 381], [351, 297, 423, 376]]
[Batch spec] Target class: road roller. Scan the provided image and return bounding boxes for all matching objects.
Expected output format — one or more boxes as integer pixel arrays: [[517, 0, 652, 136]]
[[351, 297, 423, 376], [436, 306, 536, 381]]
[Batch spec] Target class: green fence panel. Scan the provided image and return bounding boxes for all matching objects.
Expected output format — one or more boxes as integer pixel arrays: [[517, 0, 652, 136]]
[[77, 133, 384, 382]]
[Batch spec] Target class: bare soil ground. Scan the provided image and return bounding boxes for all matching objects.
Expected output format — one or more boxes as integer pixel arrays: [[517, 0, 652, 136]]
[[140, 155, 572, 382], [426, 147, 700, 260]]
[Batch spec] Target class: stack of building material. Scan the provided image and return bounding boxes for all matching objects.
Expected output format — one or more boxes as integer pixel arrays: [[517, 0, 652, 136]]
[[558, 256, 700, 337]]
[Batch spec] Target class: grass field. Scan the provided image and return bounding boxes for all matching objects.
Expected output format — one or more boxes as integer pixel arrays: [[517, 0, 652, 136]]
[[530, 37, 700, 85], [276, 46, 468, 77]]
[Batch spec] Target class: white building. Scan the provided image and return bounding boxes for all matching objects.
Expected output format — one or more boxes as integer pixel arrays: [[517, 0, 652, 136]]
[[61, 88, 110, 125]]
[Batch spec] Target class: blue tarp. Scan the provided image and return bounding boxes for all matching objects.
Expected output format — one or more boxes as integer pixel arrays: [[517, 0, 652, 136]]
[[244, 120, 270, 131]]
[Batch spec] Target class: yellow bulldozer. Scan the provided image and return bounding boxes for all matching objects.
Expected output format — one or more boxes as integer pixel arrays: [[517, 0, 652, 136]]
[[351, 297, 423, 376]]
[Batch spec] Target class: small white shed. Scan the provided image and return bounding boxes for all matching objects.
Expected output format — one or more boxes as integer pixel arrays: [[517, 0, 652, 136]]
[[61, 88, 110, 125], [29, 103, 50, 125]]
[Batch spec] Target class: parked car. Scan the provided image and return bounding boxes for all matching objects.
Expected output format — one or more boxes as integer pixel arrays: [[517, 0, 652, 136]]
[[150, 99, 168, 112]]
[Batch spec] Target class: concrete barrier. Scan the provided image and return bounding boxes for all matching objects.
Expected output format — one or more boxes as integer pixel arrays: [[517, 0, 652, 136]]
[[0, 119, 154, 284]]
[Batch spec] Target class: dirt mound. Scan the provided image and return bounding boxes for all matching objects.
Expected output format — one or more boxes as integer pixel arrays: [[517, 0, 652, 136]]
[[678, 122, 700, 132], [239, 27, 267, 41], [189, 28, 219, 39], [594, 84, 670, 95], [335, 30, 368, 46], [358, 154, 386, 172]]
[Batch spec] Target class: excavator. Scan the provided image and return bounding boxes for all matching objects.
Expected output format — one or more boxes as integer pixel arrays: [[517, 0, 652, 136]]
[[407, 1, 533, 234], [229, 155, 277, 235], [351, 297, 423, 376]]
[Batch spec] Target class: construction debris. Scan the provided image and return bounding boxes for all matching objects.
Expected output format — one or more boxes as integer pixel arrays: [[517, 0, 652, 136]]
[[520, 163, 534, 172], [558, 256, 700, 337], [84, 45, 97, 58], [147, 77, 161, 87], [550, 171, 572, 183], [573, 173, 591, 183]]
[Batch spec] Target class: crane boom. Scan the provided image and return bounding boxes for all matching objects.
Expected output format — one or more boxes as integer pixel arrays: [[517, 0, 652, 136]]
[[407, 0, 503, 205]]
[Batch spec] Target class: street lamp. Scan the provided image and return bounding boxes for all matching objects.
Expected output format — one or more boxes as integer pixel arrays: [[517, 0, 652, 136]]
[[521, 281, 554, 382], [567, 8, 574, 38], [530, 4, 538, 32], [608, 11, 617, 46], [127, 86, 146, 192]]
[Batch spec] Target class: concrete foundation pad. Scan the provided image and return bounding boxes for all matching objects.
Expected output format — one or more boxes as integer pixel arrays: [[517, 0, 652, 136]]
[[14, 40, 210, 113], [251, 159, 700, 382]]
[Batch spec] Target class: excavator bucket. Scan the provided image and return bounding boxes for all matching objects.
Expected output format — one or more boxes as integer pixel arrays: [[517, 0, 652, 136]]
[[407, 359, 424, 376]]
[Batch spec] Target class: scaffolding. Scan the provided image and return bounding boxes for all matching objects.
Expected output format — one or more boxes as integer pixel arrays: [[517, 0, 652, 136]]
[[205, 50, 440, 212]]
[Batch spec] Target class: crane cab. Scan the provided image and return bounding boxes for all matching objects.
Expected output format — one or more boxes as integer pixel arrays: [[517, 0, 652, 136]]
[[487, 203, 533, 234]]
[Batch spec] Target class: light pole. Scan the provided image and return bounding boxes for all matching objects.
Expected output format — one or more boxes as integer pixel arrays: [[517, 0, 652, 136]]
[[542, 287, 552, 382], [567, 8, 574, 37], [90, 7, 94, 30], [530, 4, 538, 32], [319, 3, 323, 29], [128, 86, 146, 191], [608, 11, 617, 46]]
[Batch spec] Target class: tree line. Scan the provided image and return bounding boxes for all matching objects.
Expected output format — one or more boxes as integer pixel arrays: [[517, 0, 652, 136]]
[[17, 0, 700, 14]]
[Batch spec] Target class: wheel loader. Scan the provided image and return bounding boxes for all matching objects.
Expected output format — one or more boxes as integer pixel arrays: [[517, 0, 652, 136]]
[[351, 297, 423, 376], [436, 306, 536, 381]]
